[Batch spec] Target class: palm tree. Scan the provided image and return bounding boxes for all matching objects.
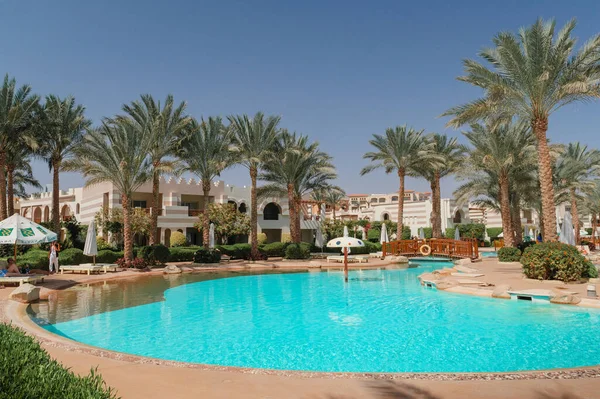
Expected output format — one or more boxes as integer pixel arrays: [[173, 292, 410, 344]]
[[555, 142, 600, 243], [460, 121, 536, 247], [64, 120, 151, 261], [37, 95, 91, 233], [361, 126, 435, 239], [312, 187, 346, 221], [414, 134, 464, 238], [6, 143, 41, 214], [0, 74, 39, 219], [228, 112, 281, 259], [119, 94, 192, 245], [443, 18, 600, 242], [259, 130, 337, 242], [582, 183, 600, 242], [180, 117, 234, 247]]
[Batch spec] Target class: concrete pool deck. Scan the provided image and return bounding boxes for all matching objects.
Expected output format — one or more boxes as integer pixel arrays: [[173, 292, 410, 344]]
[[2, 257, 600, 398]]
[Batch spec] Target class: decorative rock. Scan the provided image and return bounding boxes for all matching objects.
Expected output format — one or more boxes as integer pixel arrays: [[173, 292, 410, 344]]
[[163, 265, 182, 274], [550, 291, 581, 305], [434, 268, 456, 276], [389, 256, 409, 264], [492, 284, 512, 299], [418, 272, 439, 284], [9, 283, 40, 303], [436, 280, 459, 290]]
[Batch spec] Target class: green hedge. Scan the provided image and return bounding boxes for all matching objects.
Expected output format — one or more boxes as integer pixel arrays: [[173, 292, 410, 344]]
[[0, 324, 118, 398], [60, 248, 87, 265], [168, 248, 197, 262], [193, 248, 221, 263], [423, 227, 433, 239], [284, 243, 311, 259], [216, 244, 251, 259], [498, 247, 521, 262], [521, 242, 592, 282], [487, 227, 503, 240], [138, 244, 171, 266], [96, 250, 122, 264], [261, 242, 288, 257], [16, 249, 49, 269]]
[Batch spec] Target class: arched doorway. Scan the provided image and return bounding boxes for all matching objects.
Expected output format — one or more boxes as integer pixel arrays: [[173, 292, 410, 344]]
[[43, 206, 50, 222], [60, 205, 71, 221], [238, 203, 247, 213], [263, 203, 281, 220], [453, 210, 463, 224], [382, 213, 390, 221], [164, 229, 171, 247], [33, 207, 42, 223]]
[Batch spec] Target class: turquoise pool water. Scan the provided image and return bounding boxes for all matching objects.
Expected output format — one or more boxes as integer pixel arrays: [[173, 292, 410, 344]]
[[35, 262, 600, 373], [481, 251, 498, 257]]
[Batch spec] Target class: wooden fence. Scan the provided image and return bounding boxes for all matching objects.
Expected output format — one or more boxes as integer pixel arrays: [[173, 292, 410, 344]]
[[382, 238, 479, 260]]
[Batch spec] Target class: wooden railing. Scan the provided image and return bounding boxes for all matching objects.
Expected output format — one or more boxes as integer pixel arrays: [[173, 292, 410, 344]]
[[382, 238, 479, 260]]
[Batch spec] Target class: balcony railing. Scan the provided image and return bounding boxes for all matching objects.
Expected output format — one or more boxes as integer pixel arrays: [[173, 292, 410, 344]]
[[134, 207, 163, 216], [188, 209, 203, 217]]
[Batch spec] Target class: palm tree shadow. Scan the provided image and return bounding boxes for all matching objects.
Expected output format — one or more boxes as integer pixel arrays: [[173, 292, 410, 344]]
[[324, 381, 441, 399]]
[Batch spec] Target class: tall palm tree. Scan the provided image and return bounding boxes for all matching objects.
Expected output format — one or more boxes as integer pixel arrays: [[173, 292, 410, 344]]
[[312, 187, 346, 221], [64, 120, 151, 261], [119, 94, 192, 245], [555, 142, 600, 243], [228, 112, 281, 259], [180, 117, 234, 247], [461, 121, 536, 247], [259, 130, 337, 242], [6, 142, 41, 214], [361, 126, 435, 239], [414, 134, 464, 238], [37, 95, 91, 233], [443, 18, 600, 242], [582, 183, 600, 242], [0, 74, 39, 219]]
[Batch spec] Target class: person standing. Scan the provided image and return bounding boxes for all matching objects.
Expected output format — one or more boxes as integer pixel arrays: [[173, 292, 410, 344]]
[[49, 241, 59, 274]]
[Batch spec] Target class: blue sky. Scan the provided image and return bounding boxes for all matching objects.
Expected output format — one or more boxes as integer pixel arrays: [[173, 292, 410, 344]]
[[2, 0, 600, 197]]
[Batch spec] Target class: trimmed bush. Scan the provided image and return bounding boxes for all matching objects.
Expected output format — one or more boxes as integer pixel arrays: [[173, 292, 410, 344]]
[[16, 249, 49, 269], [169, 231, 188, 247], [138, 244, 171, 266], [257, 232, 267, 245], [168, 248, 197, 262], [60, 248, 86, 265], [281, 233, 292, 243], [498, 247, 522, 262], [486, 227, 503, 240], [423, 227, 433, 239], [116, 257, 147, 269], [521, 242, 591, 282], [193, 248, 222, 263], [445, 227, 456, 239], [96, 237, 115, 251], [261, 242, 288, 257], [401, 225, 411, 240], [0, 324, 118, 398], [517, 241, 536, 253], [367, 228, 380, 243], [284, 243, 311, 259], [216, 244, 251, 259], [96, 250, 122, 264]]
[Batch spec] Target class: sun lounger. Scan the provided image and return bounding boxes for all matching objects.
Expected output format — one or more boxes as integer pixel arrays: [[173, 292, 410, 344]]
[[60, 264, 118, 275], [0, 275, 45, 286], [326, 255, 369, 264]]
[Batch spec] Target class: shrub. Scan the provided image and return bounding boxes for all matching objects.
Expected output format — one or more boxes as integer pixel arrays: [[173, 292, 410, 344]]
[[498, 247, 522, 262], [96, 237, 115, 251], [284, 243, 311, 259], [585, 262, 599, 279], [0, 324, 117, 398], [482, 240, 491, 247], [486, 227, 503, 240], [193, 248, 222, 263], [281, 233, 292, 243], [60, 248, 86, 265], [586, 228, 593, 236], [168, 248, 197, 262], [257, 232, 267, 245], [367, 229, 381, 243], [401, 226, 411, 240], [423, 227, 433, 239], [261, 242, 288, 257], [96, 250, 122, 264], [169, 231, 188, 247], [16, 249, 49, 270], [138, 244, 171, 266], [521, 242, 590, 282], [116, 257, 148, 269], [517, 241, 536, 253], [215, 244, 251, 259]]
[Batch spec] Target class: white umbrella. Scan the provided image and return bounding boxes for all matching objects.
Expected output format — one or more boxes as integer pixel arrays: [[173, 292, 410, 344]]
[[83, 220, 98, 264], [327, 236, 365, 282], [0, 214, 58, 260], [361, 228, 367, 240], [419, 227, 425, 239], [498, 232, 504, 238], [209, 223, 215, 249], [343, 225, 349, 237], [454, 227, 460, 240], [380, 223, 389, 244], [559, 212, 575, 246]]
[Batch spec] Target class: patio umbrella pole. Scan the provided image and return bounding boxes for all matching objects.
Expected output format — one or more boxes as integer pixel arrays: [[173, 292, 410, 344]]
[[344, 247, 348, 282]]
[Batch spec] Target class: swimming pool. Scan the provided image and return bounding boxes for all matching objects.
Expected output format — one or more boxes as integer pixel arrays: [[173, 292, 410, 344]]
[[30, 262, 600, 373], [481, 251, 498, 257]]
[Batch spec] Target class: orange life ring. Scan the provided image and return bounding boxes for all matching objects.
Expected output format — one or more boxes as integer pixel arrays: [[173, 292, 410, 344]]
[[419, 244, 431, 256]]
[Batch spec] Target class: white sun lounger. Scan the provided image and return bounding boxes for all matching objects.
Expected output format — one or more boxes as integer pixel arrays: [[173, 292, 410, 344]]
[[0, 275, 45, 286], [60, 264, 118, 275], [326, 255, 369, 264]]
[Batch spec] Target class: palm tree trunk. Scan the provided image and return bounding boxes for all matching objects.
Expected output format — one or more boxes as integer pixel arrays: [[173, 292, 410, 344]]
[[250, 166, 259, 260], [202, 180, 211, 247], [0, 150, 6, 220], [592, 213, 597, 246], [499, 173, 514, 247], [287, 184, 300, 243], [397, 168, 405, 239], [570, 188, 580, 244], [511, 191, 523, 245], [295, 198, 302, 241], [430, 172, 442, 238], [122, 193, 133, 261], [533, 117, 557, 242], [6, 166, 14, 216], [149, 169, 160, 245], [52, 160, 60, 233], [332, 206, 336, 221]]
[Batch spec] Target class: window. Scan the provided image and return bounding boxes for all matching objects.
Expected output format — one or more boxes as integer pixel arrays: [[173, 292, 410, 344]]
[[182, 201, 198, 210], [76, 203, 80, 214], [391, 196, 398, 202], [264, 203, 280, 220], [383, 213, 390, 221], [239, 203, 247, 213], [370, 198, 378, 203], [133, 200, 147, 208], [453, 210, 462, 224], [379, 198, 385, 203]]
